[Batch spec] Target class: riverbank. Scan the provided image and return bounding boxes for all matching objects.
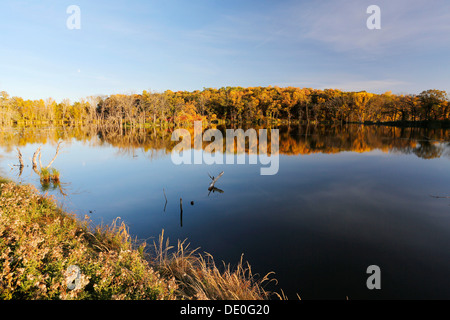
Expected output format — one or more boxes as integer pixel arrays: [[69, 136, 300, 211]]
[[0, 179, 276, 300]]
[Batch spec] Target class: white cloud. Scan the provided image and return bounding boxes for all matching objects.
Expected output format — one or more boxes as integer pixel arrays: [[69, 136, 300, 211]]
[[317, 79, 409, 93], [278, 0, 450, 55], [276, 76, 409, 94]]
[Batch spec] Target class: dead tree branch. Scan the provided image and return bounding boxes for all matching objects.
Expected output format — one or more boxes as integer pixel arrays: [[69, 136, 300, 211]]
[[208, 171, 224, 190], [429, 195, 450, 199], [32, 146, 42, 174], [180, 198, 183, 227], [31, 142, 63, 171], [163, 188, 168, 212], [44, 141, 63, 169], [16, 148, 24, 168]]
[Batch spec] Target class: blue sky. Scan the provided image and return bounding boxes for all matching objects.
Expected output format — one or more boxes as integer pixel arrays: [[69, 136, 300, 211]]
[[0, 0, 449, 102]]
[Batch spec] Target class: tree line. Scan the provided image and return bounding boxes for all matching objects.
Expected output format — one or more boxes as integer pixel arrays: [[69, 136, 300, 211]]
[[0, 87, 449, 127]]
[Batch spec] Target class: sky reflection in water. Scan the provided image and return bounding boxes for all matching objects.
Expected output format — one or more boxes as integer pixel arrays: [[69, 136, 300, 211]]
[[0, 125, 449, 299]]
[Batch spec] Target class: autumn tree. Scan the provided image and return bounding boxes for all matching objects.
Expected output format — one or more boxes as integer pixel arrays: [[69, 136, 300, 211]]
[[418, 89, 448, 121], [2, 86, 449, 127]]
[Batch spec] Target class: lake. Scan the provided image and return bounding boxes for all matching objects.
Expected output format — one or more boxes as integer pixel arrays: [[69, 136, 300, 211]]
[[0, 124, 449, 299]]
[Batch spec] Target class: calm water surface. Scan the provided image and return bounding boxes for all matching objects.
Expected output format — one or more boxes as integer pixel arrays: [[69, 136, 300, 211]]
[[1, 124, 449, 299]]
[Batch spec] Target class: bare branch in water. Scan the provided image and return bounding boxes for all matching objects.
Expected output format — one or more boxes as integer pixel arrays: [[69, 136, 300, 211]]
[[38, 151, 43, 169], [180, 198, 183, 227], [208, 171, 224, 190], [31, 141, 63, 171], [208, 186, 224, 196], [32, 146, 42, 168], [163, 188, 168, 212], [45, 141, 63, 169], [32, 146, 42, 174], [429, 195, 450, 199], [16, 148, 24, 168]]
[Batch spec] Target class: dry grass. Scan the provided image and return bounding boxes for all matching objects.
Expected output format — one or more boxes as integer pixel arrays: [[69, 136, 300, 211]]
[[0, 180, 280, 300], [151, 230, 279, 300]]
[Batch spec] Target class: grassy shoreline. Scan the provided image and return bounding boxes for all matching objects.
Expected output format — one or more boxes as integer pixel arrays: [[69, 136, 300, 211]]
[[0, 179, 277, 300]]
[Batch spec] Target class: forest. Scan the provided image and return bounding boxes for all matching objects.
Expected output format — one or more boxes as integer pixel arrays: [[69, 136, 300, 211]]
[[0, 87, 449, 127]]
